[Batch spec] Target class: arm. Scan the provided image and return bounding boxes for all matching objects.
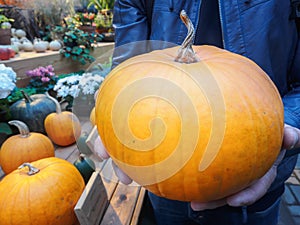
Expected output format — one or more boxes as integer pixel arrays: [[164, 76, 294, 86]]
[[112, 0, 150, 67], [283, 36, 300, 155]]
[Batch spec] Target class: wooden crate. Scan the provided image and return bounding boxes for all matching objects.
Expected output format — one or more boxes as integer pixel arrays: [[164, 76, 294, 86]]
[[3, 42, 114, 87], [74, 161, 146, 225], [74, 171, 108, 225]]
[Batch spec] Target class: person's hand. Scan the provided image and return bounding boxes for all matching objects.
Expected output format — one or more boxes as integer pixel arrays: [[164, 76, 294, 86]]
[[94, 136, 133, 184], [191, 123, 300, 211], [93, 122, 300, 204], [93, 89, 134, 185]]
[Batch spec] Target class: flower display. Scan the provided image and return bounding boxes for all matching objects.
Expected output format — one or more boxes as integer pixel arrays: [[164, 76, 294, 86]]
[[73, 12, 96, 26], [54, 74, 82, 98], [0, 64, 16, 99], [0, 64, 17, 121], [54, 72, 104, 98], [26, 65, 58, 93]]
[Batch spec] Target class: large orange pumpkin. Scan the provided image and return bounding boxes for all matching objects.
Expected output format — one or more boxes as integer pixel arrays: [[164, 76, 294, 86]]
[[0, 120, 55, 174], [95, 11, 284, 202], [44, 93, 81, 146], [0, 157, 85, 225]]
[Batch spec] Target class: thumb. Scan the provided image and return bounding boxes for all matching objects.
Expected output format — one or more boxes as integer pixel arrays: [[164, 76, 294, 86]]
[[112, 161, 133, 185], [282, 124, 300, 150], [227, 150, 286, 207]]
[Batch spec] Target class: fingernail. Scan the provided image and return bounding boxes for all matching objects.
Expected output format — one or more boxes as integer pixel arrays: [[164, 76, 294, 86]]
[[190, 202, 208, 211], [289, 130, 299, 150]]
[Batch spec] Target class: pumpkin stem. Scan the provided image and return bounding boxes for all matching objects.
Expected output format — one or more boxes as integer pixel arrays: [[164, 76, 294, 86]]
[[46, 92, 62, 114], [175, 10, 199, 64], [8, 120, 30, 138], [21, 90, 33, 103], [79, 153, 86, 161], [18, 162, 40, 175]]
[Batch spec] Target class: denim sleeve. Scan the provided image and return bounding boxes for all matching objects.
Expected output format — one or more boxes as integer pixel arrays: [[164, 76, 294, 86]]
[[283, 36, 300, 128], [283, 37, 300, 156], [112, 0, 149, 67]]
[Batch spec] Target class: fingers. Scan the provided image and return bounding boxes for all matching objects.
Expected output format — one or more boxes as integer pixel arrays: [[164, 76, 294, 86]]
[[112, 161, 133, 185], [226, 150, 285, 207], [227, 166, 277, 207], [282, 124, 300, 150], [94, 135, 133, 184], [190, 198, 227, 211], [94, 90, 99, 101], [94, 136, 110, 160]]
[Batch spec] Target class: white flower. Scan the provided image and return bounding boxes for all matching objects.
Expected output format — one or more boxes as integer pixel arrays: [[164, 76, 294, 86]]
[[0, 64, 17, 99], [79, 73, 93, 86], [54, 70, 107, 100], [56, 85, 71, 98], [66, 75, 81, 85], [81, 84, 96, 95], [53, 74, 82, 97], [0, 64, 16, 82], [79, 73, 104, 95], [69, 85, 80, 98], [53, 80, 63, 91]]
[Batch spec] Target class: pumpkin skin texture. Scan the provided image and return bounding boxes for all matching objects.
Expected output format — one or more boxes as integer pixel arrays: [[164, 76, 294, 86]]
[[0, 120, 55, 174], [95, 45, 284, 202], [0, 157, 85, 225], [44, 94, 81, 146], [9, 91, 56, 133], [73, 154, 96, 184], [76, 132, 93, 155], [90, 107, 96, 126]]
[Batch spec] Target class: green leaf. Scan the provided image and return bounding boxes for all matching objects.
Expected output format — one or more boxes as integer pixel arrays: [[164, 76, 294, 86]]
[[65, 53, 71, 58], [84, 49, 90, 54], [0, 123, 12, 135]]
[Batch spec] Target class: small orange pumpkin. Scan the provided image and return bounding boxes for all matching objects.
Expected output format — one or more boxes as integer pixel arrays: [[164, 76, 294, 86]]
[[44, 93, 81, 146], [95, 11, 284, 202], [89, 107, 96, 126], [0, 120, 55, 174], [0, 157, 85, 225]]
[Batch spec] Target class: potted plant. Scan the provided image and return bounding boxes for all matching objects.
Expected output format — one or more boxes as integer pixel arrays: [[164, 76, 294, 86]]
[[93, 10, 113, 34], [87, 0, 115, 11], [53, 69, 106, 113], [87, 0, 115, 35], [0, 9, 14, 45], [59, 24, 103, 65], [0, 64, 17, 122], [25, 65, 58, 94], [73, 12, 97, 33]]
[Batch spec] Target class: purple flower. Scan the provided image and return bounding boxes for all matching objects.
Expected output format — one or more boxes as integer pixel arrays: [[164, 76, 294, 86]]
[[41, 77, 50, 82], [26, 65, 56, 84], [46, 65, 54, 72]]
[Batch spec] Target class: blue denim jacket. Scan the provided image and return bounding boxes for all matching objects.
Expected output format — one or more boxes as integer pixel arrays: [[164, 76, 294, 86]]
[[113, 0, 300, 193]]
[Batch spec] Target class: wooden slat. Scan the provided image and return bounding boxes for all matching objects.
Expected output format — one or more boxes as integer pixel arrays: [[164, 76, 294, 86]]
[[74, 171, 109, 225], [130, 187, 146, 225], [100, 159, 120, 199], [100, 184, 142, 225], [85, 125, 100, 159], [55, 144, 78, 160], [66, 148, 81, 164]]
